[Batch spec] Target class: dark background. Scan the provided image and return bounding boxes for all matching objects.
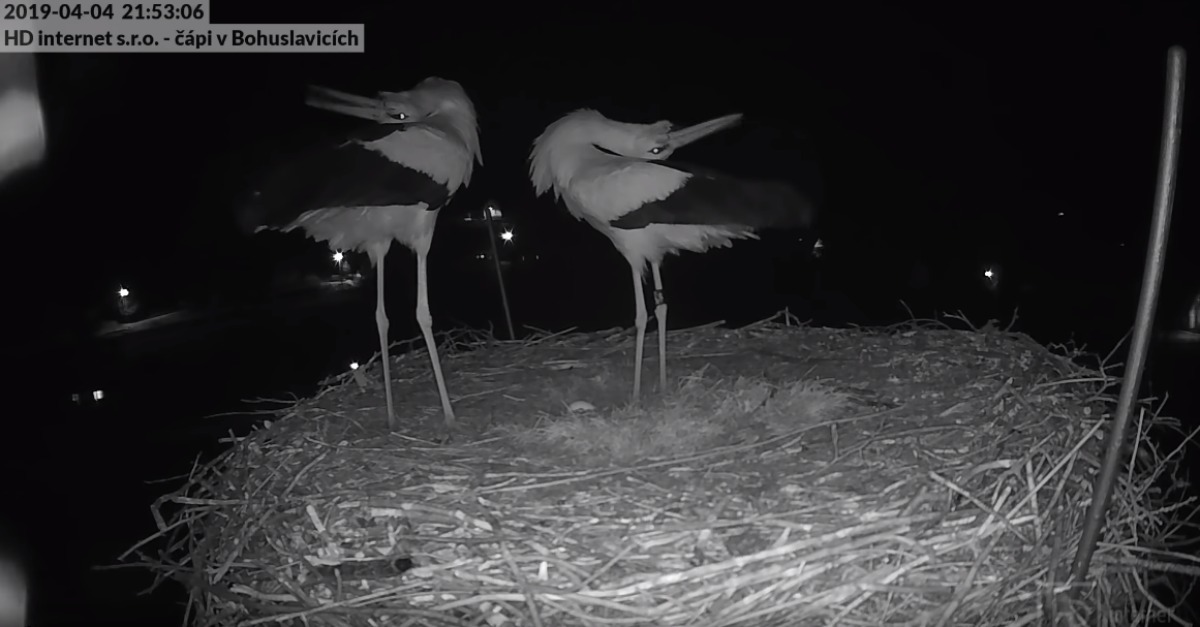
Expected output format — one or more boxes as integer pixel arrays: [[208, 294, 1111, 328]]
[[7, 3, 1197, 350], [0, 3, 1197, 624]]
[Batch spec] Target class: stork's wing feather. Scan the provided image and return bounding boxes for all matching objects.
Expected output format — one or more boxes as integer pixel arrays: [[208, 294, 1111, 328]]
[[568, 158, 692, 224], [608, 160, 816, 231], [238, 127, 451, 233]]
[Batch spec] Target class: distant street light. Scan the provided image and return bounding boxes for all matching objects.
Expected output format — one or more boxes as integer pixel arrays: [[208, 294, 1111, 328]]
[[982, 265, 1000, 291], [333, 251, 344, 263], [115, 285, 138, 318], [481, 201, 516, 340]]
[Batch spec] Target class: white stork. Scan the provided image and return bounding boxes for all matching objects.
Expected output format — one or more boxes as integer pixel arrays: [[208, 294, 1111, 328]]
[[240, 77, 482, 428], [529, 109, 815, 400]]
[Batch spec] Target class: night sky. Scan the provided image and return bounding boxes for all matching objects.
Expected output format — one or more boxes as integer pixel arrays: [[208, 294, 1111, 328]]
[[6, 3, 1199, 351]]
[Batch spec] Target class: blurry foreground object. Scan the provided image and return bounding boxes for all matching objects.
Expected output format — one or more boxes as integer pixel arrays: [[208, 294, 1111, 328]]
[[0, 559, 24, 627], [530, 109, 816, 401], [240, 78, 481, 429], [0, 517, 26, 627], [0, 53, 45, 185]]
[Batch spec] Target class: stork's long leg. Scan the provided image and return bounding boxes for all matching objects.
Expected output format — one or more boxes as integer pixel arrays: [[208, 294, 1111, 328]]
[[651, 261, 668, 392], [375, 257, 397, 429], [631, 264, 648, 401], [416, 250, 455, 426]]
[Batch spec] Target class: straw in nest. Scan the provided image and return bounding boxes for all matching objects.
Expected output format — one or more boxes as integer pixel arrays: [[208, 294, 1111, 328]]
[[118, 312, 1200, 626]]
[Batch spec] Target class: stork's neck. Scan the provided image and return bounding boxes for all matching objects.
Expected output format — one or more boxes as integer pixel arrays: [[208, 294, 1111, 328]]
[[562, 145, 627, 189], [422, 112, 481, 185]]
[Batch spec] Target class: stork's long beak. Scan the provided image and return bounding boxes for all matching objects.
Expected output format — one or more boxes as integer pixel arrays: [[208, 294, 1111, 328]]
[[667, 113, 743, 149], [304, 85, 388, 122]]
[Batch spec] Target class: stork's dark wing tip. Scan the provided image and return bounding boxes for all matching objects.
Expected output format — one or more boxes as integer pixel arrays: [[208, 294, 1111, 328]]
[[789, 186, 818, 229], [234, 190, 268, 235]]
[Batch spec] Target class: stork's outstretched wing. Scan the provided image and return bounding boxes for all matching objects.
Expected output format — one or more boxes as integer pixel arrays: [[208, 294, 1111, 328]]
[[238, 125, 461, 234], [566, 158, 691, 224], [608, 160, 817, 231]]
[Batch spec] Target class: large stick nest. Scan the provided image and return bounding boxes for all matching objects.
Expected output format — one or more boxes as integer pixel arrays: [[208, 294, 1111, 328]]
[[122, 314, 1200, 626]]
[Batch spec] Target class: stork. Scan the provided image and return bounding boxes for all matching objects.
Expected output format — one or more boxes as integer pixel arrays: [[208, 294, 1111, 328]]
[[239, 77, 482, 429], [529, 109, 815, 401]]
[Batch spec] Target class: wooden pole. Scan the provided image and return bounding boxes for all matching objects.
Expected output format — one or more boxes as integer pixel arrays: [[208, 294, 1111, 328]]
[[483, 204, 516, 340], [1071, 45, 1186, 593]]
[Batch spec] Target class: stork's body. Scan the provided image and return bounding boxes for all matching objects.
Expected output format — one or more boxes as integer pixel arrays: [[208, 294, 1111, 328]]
[[240, 78, 482, 428], [530, 109, 815, 400]]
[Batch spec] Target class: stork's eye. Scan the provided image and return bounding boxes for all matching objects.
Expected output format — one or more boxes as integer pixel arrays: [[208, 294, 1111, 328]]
[[381, 100, 409, 121], [650, 146, 665, 155]]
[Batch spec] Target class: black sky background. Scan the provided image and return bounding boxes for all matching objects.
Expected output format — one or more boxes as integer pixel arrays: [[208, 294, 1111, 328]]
[[6, 3, 1198, 349]]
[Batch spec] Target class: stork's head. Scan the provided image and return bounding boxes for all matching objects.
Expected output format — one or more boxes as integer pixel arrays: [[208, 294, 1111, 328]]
[[380, 78, 481, 166], [306, 77, 483, 172], [529, 109, 742, 198]]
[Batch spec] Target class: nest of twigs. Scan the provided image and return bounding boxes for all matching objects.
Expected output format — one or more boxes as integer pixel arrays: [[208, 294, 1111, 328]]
[[122, 312, 1200, 626]]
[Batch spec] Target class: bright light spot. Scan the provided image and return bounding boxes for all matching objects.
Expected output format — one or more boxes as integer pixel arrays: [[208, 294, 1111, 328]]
[[349, 362, 360, 370], [982, 266, 1000, 290], [92, 389, 104, 401], [475, 253, 486, 260], [333, 251, 344, 263], [1057, 211, 1065, 217], [117, 287, 129, 298], [500, 229, 514, 242], [488, 205, 502, 218]]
